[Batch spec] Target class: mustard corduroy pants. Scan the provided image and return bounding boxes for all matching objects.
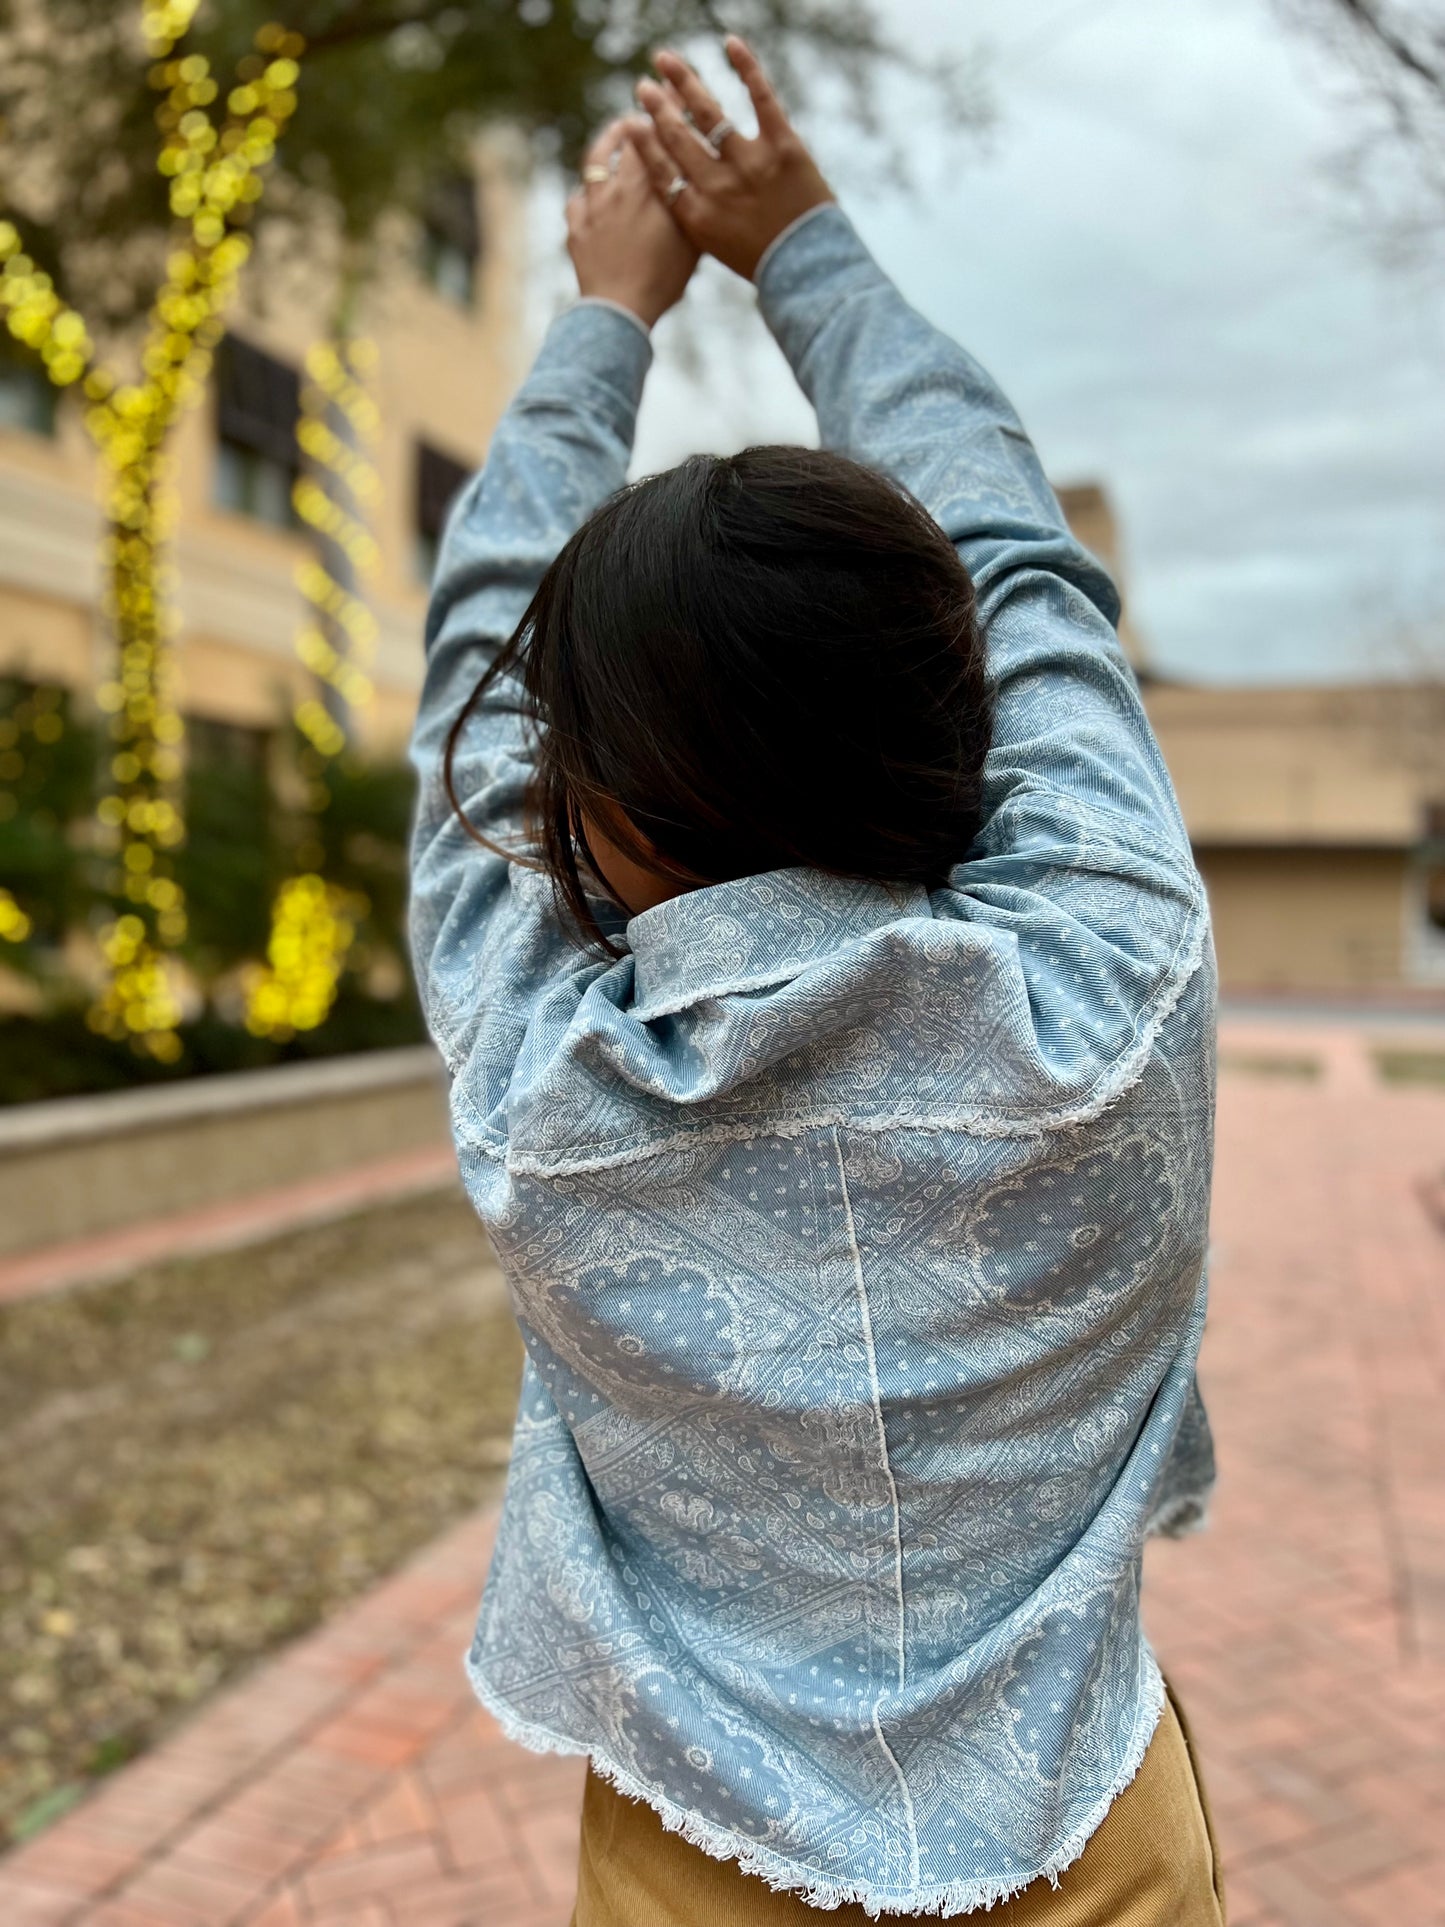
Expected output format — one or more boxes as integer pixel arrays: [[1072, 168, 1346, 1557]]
[[571, 1686, 1226, 1927]]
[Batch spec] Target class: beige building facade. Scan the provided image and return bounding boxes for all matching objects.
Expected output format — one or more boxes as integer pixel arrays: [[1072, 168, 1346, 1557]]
[[1144, 681, 1444, 996], [1056, 489, 1444, 999], [0, 158, 526, 755]]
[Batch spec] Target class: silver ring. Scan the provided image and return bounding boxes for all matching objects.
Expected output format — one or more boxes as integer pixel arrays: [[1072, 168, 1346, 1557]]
[[665, 174, 689, 206], [703, 116, 736, 153]]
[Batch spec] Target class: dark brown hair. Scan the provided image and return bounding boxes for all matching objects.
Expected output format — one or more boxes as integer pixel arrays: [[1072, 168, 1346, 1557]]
[[444, 445, 992, 953]]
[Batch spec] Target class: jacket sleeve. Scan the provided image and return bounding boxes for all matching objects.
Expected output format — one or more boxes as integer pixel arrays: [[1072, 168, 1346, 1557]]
[[755, 206, 1192, 869], [408, 301, 651, 1087]]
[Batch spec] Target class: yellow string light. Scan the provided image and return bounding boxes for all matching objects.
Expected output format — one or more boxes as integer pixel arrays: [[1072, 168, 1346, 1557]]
[[0, 6, 305, 1059], [141, 1, 203, 53], [291, 336, 380, 711], [245, 334, 380, 1036], [0, 887, 32, 944], [243, 873, 368, 1039]]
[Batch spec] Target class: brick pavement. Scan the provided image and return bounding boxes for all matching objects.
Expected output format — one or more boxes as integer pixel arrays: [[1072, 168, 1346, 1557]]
[[1146, 1022, 1445, 1927], [1, 1018, 1442, 1925]]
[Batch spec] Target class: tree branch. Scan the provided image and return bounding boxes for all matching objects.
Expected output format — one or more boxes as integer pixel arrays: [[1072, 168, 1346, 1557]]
[[1330, 0, 1444, 95], [293, 3, 430, 59]]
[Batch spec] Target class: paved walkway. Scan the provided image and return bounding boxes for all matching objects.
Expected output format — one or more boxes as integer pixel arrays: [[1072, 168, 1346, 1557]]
[[2, 1020, 1443, 1924], [1148, 1023, 1445, 1925]]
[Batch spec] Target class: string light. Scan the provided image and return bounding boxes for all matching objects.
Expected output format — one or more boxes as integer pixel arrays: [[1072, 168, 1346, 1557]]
[[291, 337, 381, 740], [0, 888, 31, 944], [245, 335, 380, 1035], [0, 4, 305, 1058], [243, 873, 367, 1039]]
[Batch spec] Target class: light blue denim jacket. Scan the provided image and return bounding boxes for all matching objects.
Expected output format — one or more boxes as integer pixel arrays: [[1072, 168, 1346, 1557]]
[[410, 205, 1216, 1918]]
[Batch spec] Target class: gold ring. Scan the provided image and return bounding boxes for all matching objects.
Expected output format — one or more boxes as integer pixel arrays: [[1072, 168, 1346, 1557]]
[[582, 165, 611, 185]]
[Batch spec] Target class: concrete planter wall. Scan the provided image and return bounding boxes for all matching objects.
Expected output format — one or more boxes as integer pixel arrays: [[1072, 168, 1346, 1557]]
[[0, 1048, 450, 1259]]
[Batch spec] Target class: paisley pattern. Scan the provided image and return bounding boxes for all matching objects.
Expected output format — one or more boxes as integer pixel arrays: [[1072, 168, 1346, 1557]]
[[409, 210, 1217, 1916]]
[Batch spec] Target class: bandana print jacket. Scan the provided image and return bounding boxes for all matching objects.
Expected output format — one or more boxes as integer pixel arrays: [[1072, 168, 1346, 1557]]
[[409, 205, 1216, 1918]]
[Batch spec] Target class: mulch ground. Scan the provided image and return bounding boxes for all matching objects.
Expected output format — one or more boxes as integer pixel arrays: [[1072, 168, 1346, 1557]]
[[0, 1189, 522, 1850]]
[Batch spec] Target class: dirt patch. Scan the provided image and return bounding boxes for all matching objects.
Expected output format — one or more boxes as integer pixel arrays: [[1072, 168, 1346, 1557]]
[[1374, 1047, 1445, 1088], [1217, 1050, 1322, 1082], [0, 1187, 523, 1846]]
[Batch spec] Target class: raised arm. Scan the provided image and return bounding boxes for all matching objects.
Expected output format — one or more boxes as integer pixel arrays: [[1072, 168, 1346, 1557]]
[[629, 45, 1192, 869], [409, 131, 695, 1072]]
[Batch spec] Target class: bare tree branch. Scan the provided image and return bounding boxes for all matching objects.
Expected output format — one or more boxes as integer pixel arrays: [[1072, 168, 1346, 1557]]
[[1277, 0, 1445, 264], [1328, 0, 1443, 93]]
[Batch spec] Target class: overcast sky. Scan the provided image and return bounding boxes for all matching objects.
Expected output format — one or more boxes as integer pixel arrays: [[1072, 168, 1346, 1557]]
[[532, 0, 1445, 686]]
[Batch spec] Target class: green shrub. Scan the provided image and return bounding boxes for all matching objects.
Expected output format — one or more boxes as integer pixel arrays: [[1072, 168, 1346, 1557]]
[[0, 685, 427, 1104], [0, 680, 97, 969]]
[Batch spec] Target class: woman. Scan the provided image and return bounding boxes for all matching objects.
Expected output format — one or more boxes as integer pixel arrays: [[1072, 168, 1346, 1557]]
[[410, 37, 1222, 1925]]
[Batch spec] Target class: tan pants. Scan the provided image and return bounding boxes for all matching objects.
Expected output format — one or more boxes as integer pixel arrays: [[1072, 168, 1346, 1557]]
[[571, 1687, 1226, 1926]]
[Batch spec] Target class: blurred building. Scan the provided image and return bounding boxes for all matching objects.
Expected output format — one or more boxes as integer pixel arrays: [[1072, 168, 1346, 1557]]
[[1061, 487, 1445, 1001], [0, 158, 525, 756], [1055, 483, 1151, 675], [1146, 681, 1444, 996]]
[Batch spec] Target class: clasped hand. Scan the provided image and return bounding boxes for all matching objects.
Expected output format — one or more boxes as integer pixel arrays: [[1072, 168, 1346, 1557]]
[[566, 37, 834, 330]]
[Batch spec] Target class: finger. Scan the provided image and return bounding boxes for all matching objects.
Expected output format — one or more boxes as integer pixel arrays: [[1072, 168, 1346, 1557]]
[[583, 116, 628, 171], [726, 35, 789, 143], [653, 49, 730, 143], [659, 76, 731, 159], [623, 115, 693, 209], [565, 186, 589, 234], [636, 77, 723, 180], [610, 137, 650, 188]]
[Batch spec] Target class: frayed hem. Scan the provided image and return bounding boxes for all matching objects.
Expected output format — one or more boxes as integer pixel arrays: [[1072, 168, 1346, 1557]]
[[1147, 1489, 1213, 1540], [463, 1653, 1168, 1917]]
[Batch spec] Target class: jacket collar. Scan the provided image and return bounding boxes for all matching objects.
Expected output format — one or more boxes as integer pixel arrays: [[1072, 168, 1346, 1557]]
[[626, 870, 932, 1021]]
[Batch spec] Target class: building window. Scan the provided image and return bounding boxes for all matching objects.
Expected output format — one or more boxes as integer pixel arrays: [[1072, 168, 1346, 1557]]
[[0, 340, 57, 437], [186, 715, 272, 772], [213, 334, 300, 529], [415, 440, 473, 584], [419, 173, 483, 307], [181, 717, 276, 965]]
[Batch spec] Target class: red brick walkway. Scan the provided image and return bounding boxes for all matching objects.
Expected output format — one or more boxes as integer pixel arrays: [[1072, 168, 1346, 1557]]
[[2, 1019, 1443, 1925], [1147, 1021, 1445, 1926]]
